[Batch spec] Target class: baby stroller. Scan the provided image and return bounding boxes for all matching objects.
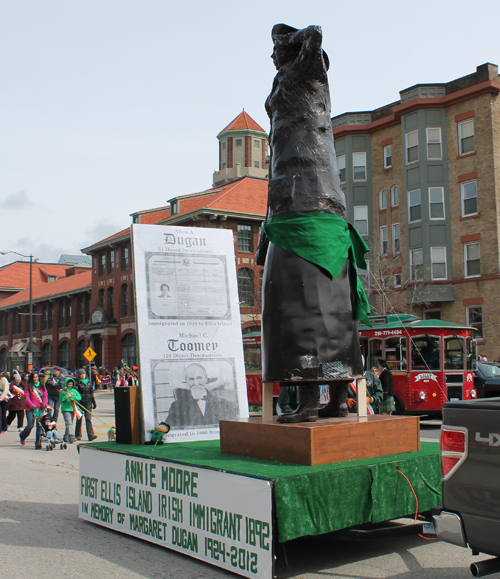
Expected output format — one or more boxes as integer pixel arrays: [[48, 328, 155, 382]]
[[36, 413, 67, 451]]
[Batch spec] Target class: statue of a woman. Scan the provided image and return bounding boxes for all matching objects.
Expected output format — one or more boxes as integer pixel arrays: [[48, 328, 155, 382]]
[[256, 24, 369, 423]]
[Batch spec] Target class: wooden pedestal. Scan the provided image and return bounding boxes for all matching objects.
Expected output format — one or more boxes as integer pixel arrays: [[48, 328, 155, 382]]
[[220, 415, 420, 466]]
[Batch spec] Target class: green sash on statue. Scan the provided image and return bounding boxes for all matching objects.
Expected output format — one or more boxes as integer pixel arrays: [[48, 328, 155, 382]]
[[262, 213, 371, 326]]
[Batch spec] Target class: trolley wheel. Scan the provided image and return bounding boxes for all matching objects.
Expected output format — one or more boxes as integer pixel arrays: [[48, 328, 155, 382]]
[[393, 394, 405, 415]]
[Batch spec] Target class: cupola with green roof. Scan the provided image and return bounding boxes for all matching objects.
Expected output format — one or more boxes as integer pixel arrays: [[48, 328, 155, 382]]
[[213, 110, 269, 187]]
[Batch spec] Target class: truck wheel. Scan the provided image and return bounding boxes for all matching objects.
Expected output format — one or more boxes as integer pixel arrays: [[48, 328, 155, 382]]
[[393, 395, 405, 415]]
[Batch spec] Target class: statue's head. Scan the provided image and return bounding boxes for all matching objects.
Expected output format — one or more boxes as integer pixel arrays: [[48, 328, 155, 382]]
[[271, 23, 329, 71]]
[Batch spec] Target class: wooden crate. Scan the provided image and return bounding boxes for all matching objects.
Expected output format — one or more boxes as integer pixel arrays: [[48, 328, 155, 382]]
[[220, 415, 420, 466]]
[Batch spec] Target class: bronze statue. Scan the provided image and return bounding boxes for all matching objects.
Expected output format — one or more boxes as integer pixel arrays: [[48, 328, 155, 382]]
[[256, 24, 369, 423]]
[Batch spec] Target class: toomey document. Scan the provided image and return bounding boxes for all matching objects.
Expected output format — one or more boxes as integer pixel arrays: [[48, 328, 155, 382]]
[[131, 224, 249, 442], [79, 447, 273, 579]]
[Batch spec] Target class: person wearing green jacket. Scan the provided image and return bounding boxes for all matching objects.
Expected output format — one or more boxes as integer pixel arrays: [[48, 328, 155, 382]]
[[59, 377, 81, 443], [75, 369, 97, 441]]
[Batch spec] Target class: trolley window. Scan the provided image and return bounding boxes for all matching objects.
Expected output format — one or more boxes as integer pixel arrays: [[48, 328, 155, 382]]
[[411, 335, 441, 371], [466, 336, 477, 370], [243, 341, 262, 371], [368, 338, 383, 370], [384, 336, 407, 371], [444, 335, 465, 370]]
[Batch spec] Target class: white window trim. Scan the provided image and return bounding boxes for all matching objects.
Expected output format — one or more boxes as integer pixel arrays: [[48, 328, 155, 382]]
[[393, 273, 402, 288], [466, 305, 483, 339], [379, 188, 387, 210], [464, 242, 481, 279], [410, 248, 424, 281], [458, 118, 475, 156], [408, 188, 422, 223], [337, 154, 346, 183], [426, 127, 442, 160], [354, 205, 368, 236], [431, 246, 447, 280], [406, 130, 419, 165], [352, 152, 367, 181], [392, 223, 400, 254], [380, 226, 388, 256], [391, 185, 399, 207], [429, 186, 445, 221], [383, 145, 392, 169], [460, 180, 478, 218]]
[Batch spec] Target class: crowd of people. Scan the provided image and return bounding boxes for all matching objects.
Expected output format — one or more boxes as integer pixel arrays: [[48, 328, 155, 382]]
[[0, 364, 139, 448]]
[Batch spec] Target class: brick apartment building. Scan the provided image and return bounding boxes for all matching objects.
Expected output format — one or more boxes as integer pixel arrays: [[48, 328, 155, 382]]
[[333, 63, 500, 358]]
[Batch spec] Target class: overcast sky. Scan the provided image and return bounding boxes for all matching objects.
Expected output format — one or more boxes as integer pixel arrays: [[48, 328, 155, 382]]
[[1, 0, 499, 266]]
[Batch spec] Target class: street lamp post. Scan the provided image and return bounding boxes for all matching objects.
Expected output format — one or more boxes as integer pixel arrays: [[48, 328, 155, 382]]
[[1, 251, 35, 368]]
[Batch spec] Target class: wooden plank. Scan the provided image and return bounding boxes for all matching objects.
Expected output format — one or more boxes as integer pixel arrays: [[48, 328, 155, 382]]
[[220, 415, 420, 466], [261, 382, 274, 422], [356, 377, 367, 418]]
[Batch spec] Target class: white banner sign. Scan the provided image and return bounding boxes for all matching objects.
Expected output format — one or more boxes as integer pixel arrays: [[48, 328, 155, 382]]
[[131, 224, 249, 442], [79, 447, 273, 579]]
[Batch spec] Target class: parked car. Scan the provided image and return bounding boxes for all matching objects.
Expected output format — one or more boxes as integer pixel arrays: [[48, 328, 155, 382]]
[[474, 362, 500, 398]]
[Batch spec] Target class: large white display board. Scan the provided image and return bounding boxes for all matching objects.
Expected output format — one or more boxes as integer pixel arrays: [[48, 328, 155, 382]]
[[79, 447, 273, 579], [131, 224, 249, 442]]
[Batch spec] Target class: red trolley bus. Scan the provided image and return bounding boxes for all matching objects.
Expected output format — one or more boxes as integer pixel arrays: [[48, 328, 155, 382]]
[[358, 314, 478, 417]]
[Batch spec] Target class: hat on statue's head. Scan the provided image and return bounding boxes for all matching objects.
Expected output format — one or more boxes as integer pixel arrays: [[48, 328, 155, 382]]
[[271, 23, 329, 71]]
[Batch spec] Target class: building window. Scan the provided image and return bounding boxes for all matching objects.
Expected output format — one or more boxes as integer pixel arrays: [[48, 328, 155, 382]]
[[130, 284, 135, 316], [32, 306, 37, 332], [254, 140, 260, 148], [85, 294, 90, 324], [458, 119, 475, 155], [238, 268, 254, 307], [48, 275, 57, 282], [354, 206, 368, 236], [431, 247, 447, 280], [406, 130, 419, 164], [99, 253, 106, 276], [98, 289, 105, 310], [393, 273, 402, 288], [337, 154, 346, 182], [107, 287, 114, 320], [121, 284, 129, 318], [235, 139, 242, 147], [408, 189, 421, 222], [461, 180, 478, 217], [384, 145, 392, 169], [254, 161, 260, 168], [58, 341, 70, 368], [42, 305, 47, 331], [107, 250, 115, 274], [222, 141, 226, 150], [410, 248, 424, 281], [380, 226, 388, 256], [424, 310, 441, 320], [467, 305, 483, 338], [379, 189, 387, 210], [171, 201, 179, 215], [464, 242, 480, 278], [58, 301, 65, 328], [353, 152, 366, 181], [222, 163, 226, 169], [429, 187, 445, 219], [237, 224, 253, 252], [121, 246, 130, 271], [0, 348, 7, 369], [76, 340, 86, 368], [41, 343, 52, 366], [427, 127, 442, 159], [78, 296, 84, 326], [392, 223, 400, 253], [391, 185, 399, 207], [65, 299, 71, 327], [0, 313, 4, 336], [121, 333, 137, 367]]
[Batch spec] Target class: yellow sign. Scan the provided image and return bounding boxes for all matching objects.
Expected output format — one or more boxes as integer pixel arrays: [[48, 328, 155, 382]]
[[83, 347, 97, 362]]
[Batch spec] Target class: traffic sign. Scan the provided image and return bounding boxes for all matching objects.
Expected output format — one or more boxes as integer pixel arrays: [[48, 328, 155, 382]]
[[84, 347, 97, 362]]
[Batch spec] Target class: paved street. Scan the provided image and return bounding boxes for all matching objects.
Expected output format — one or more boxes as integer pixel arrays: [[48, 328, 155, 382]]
[[0, 392, 490, 579]]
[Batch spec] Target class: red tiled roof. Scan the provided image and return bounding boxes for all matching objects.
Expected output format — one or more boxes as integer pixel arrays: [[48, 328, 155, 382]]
[[0, 262, 69, 291], [218, 111, 266, 135], [170, 177, 268, 217], [140, 208, 171, 224], [0, 270, 91, 309]]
